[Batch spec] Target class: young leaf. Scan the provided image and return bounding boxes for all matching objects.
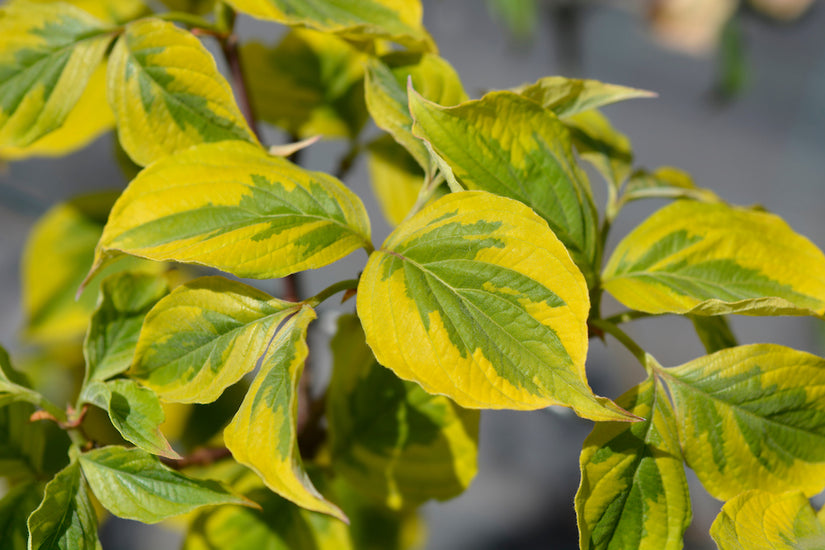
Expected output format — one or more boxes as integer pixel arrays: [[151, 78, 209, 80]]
[[710, 490, 825, 550], [620, 167, 720, 205], [22, 192, 164, 344], [90, 140, 372, 281], [565, 110, 633, 192], [223, 0, 434, 52], [514, 76, 655, 118], [409, 90, 600, 287], [27, 461, 101, 550], [602, 200, 825, 316], [78, 446, 251, 523], [130, 276, 308, 403], [367, 135, 429, 226], [0, 481, 42, 550], [83, 272, 168, 383], [357, 191, 629, 420], [662, 344, 825, 500], [0, 1, 112, 147], [576, 376, 690, 550], [365, 53, 467, 176], [107, 18, 257, 166], [241, 30, 369, 139], [328, 314, 479, 509], [224, 306, 344, 519], [80, 379, 179, 459]]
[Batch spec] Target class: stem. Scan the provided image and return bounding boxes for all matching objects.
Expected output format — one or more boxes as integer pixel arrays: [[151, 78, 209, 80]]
[[161, 447, 232, 470], [220, 32, 261, 141], [304, 279, 359, 307], [590, 318, 650, 370], [157, 12, 225, 35], [603, 309, 658, 325]]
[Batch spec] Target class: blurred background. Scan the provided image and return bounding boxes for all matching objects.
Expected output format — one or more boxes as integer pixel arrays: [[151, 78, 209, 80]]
[[2, 0, 825, 548]]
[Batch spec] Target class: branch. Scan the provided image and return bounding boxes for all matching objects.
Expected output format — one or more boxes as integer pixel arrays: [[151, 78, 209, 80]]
[[160, 446, 232, 470]]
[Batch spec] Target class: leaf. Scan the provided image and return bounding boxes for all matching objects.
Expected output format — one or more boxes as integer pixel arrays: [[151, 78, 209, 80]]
[[565, 110, 633, 192], [224, 305, 345, 519], [0, 1, 112, 147], [662, 344, 825, 500], [409, 89, 600, 287], [27, 461, 101, 550], [131, 276, 307, 403], [690, 315, 737, 354], [357, 190, 630, 419], [0, 482, 42, 550], [0, 402, 69, 482], [364, 53, 467, 175], [107, 18, 257, 166], [80, 379, 179, 459], [576, 376, 690, 550], [223, 0, 434, 52], [242, 30, 368, 139], [710, 490, 825, 550], [22, 192, 164, 344], [328, 314, 479, 509], [78, 445, 251, 523], [620, 167, 720, 205], [487, 0, 537, 39], [27, 0, 148, 24], [367, 135, 429, 226], [0, 62, 112, 160], [90, 140, 372, 280], [0, 346, 41, 408], [514, 76, 655, 118], [602, 200, 825, 316], [84, 272, 168, 383]]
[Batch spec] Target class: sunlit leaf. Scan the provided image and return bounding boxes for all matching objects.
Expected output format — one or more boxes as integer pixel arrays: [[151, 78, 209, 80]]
[[577, 376, 690, 550], [27, 461, 101, 550], [80, 379, 179, 458], [22, 192, 164, 344], [0, 1, 112, 147], [409, 90, 600, 286], [107, 18, 256, 166], [514, 76, 655, 118], [242, 29, 368, 139], [224, 0, 434, 52], [364, 53, 467, 176], [84, 272, 168, 383], [90, 140, 371, 280], [663, 344, 825, 500], [367, 135, 429, 226], [565, 110, 633, 192], [0, 481, 42, 550], [620, 167, 719, 205], [710, 490, 825, 550], [79, 446, 251, 523], [357, 191, 629, 419], [603, 200, 825, 316], [27, 0, 148, 24], [224, 305, 345, 519], [131, 276, 305, 403], [328, 314, 478, 509]]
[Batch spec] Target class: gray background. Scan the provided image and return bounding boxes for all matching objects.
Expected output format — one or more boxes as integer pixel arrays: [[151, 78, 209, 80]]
[[2, 1, 825, 548]]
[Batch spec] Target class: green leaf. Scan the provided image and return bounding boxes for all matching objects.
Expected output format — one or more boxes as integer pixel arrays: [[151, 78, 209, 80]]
[[241, 29, 368, 139], [0, 482, 42, 550], [565, 110, 633, 192], [603, 200, 825, 316], [690, 315, 737, 354], [576, 376, 690, 550], [514, 76, 655, 118], [78, 445, 251, 523], [90, 140, 372, 280], [357, 190, 630, 419], [486, 0, 536, 39], [662, 344, 825, 500], [107, 18, 257, 166], [27, 461, 101, 550], [223, 0, 434, 52], [0, 1, 112, 147], [131, 276, 306, 403], [367, 135, 430, 226], [620, 167, 720, 205], [224, 306, 345, 519], [1, 402, 69, 481], [83, 272, 168, 383], [328, 314, 479, 509], [0, 346, 42, 408], [364, 53, 467, 176], [409, 89, 600, 287], [710, 490, 825, 550], [22, 192, 164, 344], [80, 379, 179, 459]]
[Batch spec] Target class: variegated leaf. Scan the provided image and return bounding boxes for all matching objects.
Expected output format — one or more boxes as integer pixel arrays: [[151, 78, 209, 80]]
[[514, 76, 655, 118]]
